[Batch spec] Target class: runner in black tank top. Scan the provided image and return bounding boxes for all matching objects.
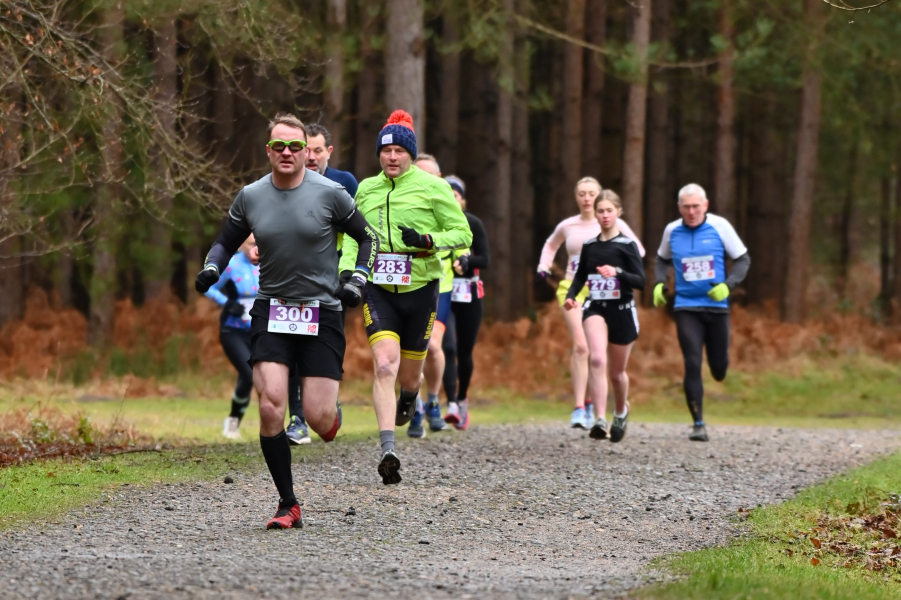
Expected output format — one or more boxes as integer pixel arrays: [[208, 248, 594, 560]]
[[565, 190, 645, 443]]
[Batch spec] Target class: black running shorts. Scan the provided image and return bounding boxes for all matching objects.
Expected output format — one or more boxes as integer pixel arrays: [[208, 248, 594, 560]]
[[582, 299, 639, 346], [248, 299, 345, 380], [363, 280, 439, 360]]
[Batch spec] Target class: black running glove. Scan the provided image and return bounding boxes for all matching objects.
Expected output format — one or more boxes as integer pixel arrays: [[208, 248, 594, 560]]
[[337, 271, 367, 308], [399, 226, 433, 250], [195, 265, 220, 293], [225, 299, 245, 317], [454, 254, 470, 275]]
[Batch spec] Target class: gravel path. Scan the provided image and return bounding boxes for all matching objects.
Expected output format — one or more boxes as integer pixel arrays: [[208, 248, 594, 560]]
[[2, 422, 899, 599]]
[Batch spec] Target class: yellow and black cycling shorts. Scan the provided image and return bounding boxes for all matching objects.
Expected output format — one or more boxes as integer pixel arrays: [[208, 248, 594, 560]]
[[363, 280, 439, 360]]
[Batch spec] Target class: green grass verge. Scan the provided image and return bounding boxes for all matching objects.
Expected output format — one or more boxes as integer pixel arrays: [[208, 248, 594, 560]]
[[638, 453, 901, 599], [0, 396, 564, 528], [0, 445, 257, 529], [4, 353, 901, 446]]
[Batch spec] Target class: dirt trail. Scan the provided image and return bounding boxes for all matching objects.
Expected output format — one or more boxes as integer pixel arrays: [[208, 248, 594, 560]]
[[2, 422, 899, 599]]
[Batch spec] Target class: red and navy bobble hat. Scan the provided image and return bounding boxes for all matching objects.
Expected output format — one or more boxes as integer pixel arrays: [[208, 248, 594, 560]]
[[376, 110, 417, 159]]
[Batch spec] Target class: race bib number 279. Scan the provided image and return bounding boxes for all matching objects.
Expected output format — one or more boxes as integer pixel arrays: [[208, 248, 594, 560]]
[[267, 299, 319, 336]]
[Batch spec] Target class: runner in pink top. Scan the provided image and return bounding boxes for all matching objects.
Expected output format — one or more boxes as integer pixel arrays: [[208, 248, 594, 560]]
[[536, 177, 645, 429]]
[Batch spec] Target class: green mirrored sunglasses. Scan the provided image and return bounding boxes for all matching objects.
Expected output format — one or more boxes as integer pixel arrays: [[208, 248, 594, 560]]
[[268, 139, 307, 153]]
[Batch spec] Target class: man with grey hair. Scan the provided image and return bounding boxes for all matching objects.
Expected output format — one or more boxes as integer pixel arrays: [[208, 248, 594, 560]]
[[652, 183, 750, 442]]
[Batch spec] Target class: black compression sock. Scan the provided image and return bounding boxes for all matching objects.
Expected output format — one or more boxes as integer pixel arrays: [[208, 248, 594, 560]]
[[379, 430, 395, 454], [687, 399, 703, 424], [259, 431, 297, 507], [230, 395, 250, 419]]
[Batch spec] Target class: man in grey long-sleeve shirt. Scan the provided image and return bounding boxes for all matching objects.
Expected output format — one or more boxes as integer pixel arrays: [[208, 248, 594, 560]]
[[651, 183, 751, 443]]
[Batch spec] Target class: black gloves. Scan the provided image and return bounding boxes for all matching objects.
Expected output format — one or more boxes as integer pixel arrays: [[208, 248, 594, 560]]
[[399, 226, 433, 250], [195, 266, 220, 293], [225, 300, 246, 317], [337, 270, 367, 308], [455, 254, 470, 275]]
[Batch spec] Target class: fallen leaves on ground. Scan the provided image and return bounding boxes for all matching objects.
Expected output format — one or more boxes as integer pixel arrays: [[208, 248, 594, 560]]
[[777, 495, 901, 573]]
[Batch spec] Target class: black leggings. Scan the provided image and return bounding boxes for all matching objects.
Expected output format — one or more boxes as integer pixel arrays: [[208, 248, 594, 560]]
[[452, 297, 483, 400], [220, 328, 254, 399], [441, 310, 457, 404], [674, 310, 730, 423], [219, 327, 301, 418]]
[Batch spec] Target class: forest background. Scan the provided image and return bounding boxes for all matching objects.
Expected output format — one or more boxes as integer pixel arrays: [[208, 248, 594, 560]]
[[2, 0, 901, 383]]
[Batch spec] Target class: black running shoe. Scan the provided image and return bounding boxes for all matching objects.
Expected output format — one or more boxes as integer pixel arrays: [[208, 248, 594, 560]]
[[378, 449, 402, 485], [589, 417, 608, 440], [395, 394, 417, 426], [689, 424, 709, 442], [609, 413, 628, 443]]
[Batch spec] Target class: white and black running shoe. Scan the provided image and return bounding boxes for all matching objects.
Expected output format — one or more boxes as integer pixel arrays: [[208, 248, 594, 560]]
[[589, 417, 608, 440], [378, 449, 402, 485]]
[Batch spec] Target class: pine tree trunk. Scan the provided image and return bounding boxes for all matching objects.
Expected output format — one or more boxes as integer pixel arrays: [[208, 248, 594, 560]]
[[879, 173, 892, 315], [323, 0, 347, 167], [0, 90, 23, 327], [385, 0, 426, 142], [621, 1, 652, 238], [437, 14, 461, 174], [745, 94, 786, 306], [510, 0, 534, 316], [783, 0, 824, 323], [713, 0, 736, 221], [559, 0, 585, 223], [581, 0, 606, 178], [644, 0, 671, 302], [145, 18, 178, 300], [89, 5, 124, 344], [491, 0, 515, 320], [836, 143, 858, 299], [212, 61, 235, 165], [353, 7, 381, 178], [892, 162, 901, 317]]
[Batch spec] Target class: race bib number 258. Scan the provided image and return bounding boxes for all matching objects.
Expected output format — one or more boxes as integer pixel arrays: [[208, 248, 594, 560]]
[[267, 299, 319, 336], [681, 255, 715, 282]]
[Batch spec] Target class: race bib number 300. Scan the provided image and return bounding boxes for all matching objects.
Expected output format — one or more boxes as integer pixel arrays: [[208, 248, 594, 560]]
[[681, 255, 715, 282], [373, 253, 412, 285], [587, 274, 621, 300], [267, 299, 319, 336]]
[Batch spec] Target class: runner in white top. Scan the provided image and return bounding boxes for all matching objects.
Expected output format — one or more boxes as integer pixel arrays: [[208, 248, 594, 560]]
[[537, 176, 645, 430]]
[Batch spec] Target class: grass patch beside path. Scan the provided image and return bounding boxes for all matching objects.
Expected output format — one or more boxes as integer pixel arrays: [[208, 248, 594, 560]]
[[0, 396, 564, 529], [638, 453, 901, 600]]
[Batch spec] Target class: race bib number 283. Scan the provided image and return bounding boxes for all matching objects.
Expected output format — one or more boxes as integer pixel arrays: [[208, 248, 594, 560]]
[[267, 299, 319, 336], [373, 253, 412, 285]]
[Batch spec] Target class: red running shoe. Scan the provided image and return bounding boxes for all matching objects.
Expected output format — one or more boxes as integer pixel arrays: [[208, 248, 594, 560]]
[[266, 503, 302, 530]]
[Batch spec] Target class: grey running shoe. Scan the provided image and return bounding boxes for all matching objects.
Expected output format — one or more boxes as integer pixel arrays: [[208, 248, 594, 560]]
[[689, 424, 709, 442], [395, 393, 417, 426], [407, 397, 426, 438], [286, 415, 311, 445], [609, 413, 628, 443], [378, 449, 402, 485], [589, 417, 608, 440], [570, 407, 588, 429], [455, 399, 471, 431]]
